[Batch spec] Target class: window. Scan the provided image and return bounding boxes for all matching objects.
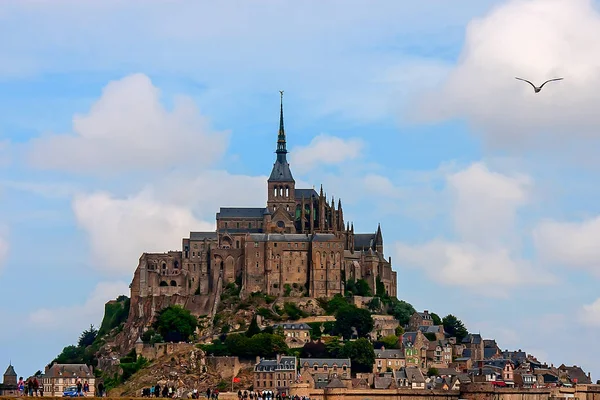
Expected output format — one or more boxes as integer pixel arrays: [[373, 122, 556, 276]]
[[225, 222, 228, 229], [254, 242, 259, 248], [237, 222, 240, 229], [192, 252, 195, 256], [236, 240, 240, 248], [249, 222, 252, 228]]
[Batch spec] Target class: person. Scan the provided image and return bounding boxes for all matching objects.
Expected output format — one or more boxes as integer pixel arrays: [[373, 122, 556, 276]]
[[32, 377, 39, 396], [83, 381, 89, 396], [97, 382, 105, 397], [18, 377, 24, 396], [154, 384, 160, 398], [76, 379, 82, 395]]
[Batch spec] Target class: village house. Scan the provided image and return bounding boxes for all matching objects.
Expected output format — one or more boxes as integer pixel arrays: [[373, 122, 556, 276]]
[[461, 334, 484, 361], [373, 347, 405, 373], [426, 340, 453, 368], [483, 359, 515, 386], [418, 325, 445, 341], [299, 358, 351, 379], [408, 311, 434, 331], [401, 331, 429, 369], [393, 367, 426, 389], [41, 364, 95, 397], [450, 357, 472, 372], [557, 364, 592, 385], [271, 323, 312, 348], [254, 355, 297, 395]]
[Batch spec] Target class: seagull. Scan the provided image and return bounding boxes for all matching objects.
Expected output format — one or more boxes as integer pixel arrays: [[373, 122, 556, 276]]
[[515, 77, 563, 93]]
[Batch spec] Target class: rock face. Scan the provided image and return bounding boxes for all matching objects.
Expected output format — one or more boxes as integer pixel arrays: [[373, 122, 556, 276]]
[[114, 293, 217, 355], [109, 347, 254, 397]]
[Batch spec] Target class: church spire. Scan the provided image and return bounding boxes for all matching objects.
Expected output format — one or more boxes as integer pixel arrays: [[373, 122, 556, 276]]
[[276, 90, 288, 163]]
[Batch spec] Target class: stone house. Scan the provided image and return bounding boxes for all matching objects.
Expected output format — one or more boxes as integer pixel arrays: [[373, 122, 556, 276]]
[[254, 355, 297, 395], [401, 331, 429, 369], [557, 364, 592, 385], [483, 359, 515, 384], [0, 364, 18, 396], [418, 325, 445, 341], [373, 347, 405, 373], [393, 367, 425, 389], [299, 358, 351, 379], [450, 357, 472, 372], [461, 334, 484, 361], [426, 340, 453, 368], [272, 323, 312, 348], [408, 311, 434, 331], [42, 364, 95, 397]]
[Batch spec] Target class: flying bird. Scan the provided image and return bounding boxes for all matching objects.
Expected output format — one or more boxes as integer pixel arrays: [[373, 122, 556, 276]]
[[515, 77, 563, 93]]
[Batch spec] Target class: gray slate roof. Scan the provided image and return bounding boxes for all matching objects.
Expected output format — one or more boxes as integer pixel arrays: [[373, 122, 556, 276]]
[[3, 364, 16, 376], [255, 356, 296, 372], [299, 358, 351, 368], [44, 364, 93, 378], [374, 349, 404, 359], [354, 233, 375, 249], [269, 160, 294, 182], [249, 233, 312, 242], [217, 207, 266, 219], [295, 188, 318, 199], [272, 323, 311, 330], [189, 232, 217, 241]]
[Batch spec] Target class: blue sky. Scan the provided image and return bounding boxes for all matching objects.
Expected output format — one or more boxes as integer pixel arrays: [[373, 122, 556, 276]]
[[1, 0, 600, 380]]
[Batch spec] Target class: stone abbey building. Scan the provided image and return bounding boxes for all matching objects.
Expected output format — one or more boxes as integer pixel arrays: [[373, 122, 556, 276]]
[[130, 93, 397, 308]]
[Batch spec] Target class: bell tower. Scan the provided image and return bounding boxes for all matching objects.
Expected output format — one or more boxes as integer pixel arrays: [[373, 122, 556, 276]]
[[267, 91, 296, 218]]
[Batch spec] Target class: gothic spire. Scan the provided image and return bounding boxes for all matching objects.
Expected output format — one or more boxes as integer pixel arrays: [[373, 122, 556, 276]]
[[276, 90, 287, 163]]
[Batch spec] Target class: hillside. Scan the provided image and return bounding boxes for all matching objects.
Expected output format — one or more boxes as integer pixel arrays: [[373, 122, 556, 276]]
[[108, 346, 254, 397]]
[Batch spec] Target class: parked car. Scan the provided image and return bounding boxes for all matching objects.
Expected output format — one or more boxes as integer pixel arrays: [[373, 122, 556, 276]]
[[63, 386, 83, 397]]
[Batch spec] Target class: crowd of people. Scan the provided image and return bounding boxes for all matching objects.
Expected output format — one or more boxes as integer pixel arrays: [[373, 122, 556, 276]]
[[140, 384, 220, 398], [16, 376, 42, 396], [237, 390, 309, 400]]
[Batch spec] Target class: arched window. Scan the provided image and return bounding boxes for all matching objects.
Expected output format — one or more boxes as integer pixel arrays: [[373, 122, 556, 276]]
[[170, 280, 177, 287], [274, 187, 277, 197], [285, 187, 289, 197], [279, 187, 283, 197], [174, 261, 179, 269]]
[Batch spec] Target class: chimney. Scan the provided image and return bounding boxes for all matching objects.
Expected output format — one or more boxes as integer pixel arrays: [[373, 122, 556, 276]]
[[256, 356, 261, 364], [424, 310, 429, 314], [277, 354, 282, 364]]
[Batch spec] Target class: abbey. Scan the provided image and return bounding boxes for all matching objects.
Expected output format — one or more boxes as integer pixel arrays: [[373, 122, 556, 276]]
[[130, 94, 396, 305]]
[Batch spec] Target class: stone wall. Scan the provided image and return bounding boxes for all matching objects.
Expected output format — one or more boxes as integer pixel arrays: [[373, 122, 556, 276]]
[[135, 342, 195, 362], [206, 356, 241, 379]]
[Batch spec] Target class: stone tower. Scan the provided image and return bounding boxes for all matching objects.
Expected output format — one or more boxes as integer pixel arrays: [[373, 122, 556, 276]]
[[3, 363, 17, 386], [266, 91, 296, 232]]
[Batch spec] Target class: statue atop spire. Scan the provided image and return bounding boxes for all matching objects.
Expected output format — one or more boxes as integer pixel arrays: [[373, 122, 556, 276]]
[[276, 90, 288, 163]]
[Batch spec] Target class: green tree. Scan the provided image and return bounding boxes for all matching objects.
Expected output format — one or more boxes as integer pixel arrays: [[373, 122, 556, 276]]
[[248, 333, 289, 358], [431, 312, 442, 326], [380, 334, 399, 349], [78, 324, 98, 347], [334, 305, 374, 340], [388, 299, 416, 327], [427, 367, 439, 377], [342, 338, 375, 373], [141, 329, 156, 343], [307, 322, 323, 340], [442, 314, 468, 341], [367, 297, 381, 312], [53, 345, 85, 365], [246, 315, 261, 337], [154, 305, 198, 343], [355, 279, 372, 297], [324, 294, 349, 315], [423, 332, 437, 342], [395, 326, 404, 336], [225, 334, 249, 356], [300, 341, 328, 358], [324, 338, 344, 358], [375, 276, 387, 297]]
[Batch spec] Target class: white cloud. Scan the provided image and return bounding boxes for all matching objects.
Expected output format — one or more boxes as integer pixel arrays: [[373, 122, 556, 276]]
[[534, 216, 600, 275], [28, 281, 129, 330], [26, 73, 229, 174], [73, 190, 213, 275], [580, 298, 600, 327], [289, 135, 364, 174], [448, 162, 531, 247], [394, 162, 551, 295], [414, 0, 600, 152]]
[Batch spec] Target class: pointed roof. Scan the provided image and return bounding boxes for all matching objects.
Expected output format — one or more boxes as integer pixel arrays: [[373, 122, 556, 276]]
[[4, 364, 16, 377], [268, 91, 294, 183]]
